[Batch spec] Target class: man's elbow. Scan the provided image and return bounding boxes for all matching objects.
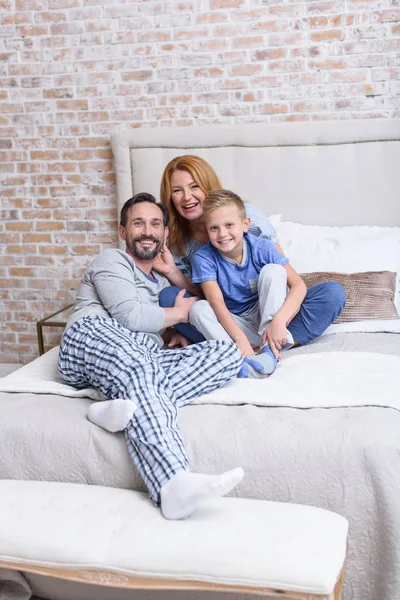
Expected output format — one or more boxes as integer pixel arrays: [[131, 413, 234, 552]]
[[112, 307, 165, 335]]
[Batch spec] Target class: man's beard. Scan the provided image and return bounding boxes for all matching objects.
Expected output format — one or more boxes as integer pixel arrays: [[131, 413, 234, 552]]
[[126, 234, 163, 260]]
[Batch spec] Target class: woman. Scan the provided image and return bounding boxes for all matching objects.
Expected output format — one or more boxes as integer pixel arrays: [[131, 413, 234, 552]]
[[156, 155, 345, 352]]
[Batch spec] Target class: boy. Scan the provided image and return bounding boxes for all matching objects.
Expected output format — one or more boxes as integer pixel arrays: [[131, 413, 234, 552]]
[[190, 190, 307, 378]]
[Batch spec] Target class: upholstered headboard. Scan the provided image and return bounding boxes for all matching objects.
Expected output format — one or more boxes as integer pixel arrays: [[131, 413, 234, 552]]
[[111, 119, 400, 227]]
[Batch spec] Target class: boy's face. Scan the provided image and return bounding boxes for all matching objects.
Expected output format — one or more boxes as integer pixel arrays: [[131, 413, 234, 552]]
[[205, 204, 250, 257]]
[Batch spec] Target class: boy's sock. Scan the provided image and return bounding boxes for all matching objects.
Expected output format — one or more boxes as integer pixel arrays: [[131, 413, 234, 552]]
[[87, 399, 137, 433], [160, 467, 244, 520], [247, 345, 277, 378]]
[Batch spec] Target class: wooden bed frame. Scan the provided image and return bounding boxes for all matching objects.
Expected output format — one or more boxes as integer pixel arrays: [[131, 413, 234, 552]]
[[0, 561, 345, 600]]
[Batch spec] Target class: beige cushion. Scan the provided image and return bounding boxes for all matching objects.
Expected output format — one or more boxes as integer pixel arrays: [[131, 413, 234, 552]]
[[0, 480, 348, 596], [301, 271, 398, 323]]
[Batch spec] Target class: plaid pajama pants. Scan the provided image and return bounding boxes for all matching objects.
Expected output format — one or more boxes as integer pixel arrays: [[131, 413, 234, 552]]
[[59, 316, 241, 503]]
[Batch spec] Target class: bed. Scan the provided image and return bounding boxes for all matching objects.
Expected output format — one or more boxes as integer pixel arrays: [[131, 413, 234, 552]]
[[1, 118, 400, 600]]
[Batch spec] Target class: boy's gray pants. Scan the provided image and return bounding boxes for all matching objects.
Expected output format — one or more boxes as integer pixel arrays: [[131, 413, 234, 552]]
[[190, 264, 294, 349]]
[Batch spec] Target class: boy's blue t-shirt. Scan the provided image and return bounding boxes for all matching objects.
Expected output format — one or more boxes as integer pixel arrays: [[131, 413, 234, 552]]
[[192, 232, 289, 315]]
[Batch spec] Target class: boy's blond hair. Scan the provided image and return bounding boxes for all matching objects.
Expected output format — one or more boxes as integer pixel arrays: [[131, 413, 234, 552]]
[[203, 189, 246, 219]]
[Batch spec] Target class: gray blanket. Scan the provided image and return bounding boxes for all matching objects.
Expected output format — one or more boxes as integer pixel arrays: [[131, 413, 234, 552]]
[[1, 332, 399, 600]]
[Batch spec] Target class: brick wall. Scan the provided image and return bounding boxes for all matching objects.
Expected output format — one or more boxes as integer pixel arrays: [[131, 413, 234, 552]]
[[1, 0, 399, 363]]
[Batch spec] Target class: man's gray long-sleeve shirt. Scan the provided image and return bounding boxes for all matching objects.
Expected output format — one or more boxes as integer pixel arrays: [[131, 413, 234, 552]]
[[65, 249, 170, 347]]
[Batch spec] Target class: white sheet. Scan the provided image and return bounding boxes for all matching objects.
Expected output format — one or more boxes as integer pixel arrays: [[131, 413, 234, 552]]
[[200, 351, 400, 411], [0, 347, 102, 401], [1, 347, 399, 413], [323, 319, 400, 335]]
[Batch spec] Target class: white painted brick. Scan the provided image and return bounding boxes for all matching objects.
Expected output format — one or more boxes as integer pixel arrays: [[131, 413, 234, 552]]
[[2, 0, 399, 362]]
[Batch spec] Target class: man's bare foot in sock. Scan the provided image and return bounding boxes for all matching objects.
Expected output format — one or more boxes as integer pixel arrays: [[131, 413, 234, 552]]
[[160, 468, 244, 520], [87, 399, 137, 433]]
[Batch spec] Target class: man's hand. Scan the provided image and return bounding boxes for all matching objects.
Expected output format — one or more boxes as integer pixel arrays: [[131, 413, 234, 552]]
[[174, 289, 198, 323], [261, 316, 287, 359], [153, 243, 177, 277]]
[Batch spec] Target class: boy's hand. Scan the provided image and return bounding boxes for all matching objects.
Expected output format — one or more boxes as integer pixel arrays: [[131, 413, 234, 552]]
[[174, 289, 198, 322], [236, 335, 255, 358], [261, 316, 287, 359]]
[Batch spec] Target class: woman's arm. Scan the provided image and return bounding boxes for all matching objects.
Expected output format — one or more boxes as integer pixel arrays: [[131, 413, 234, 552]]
[[201, 280, 254, 358], [153, 243, 202, 296], [165, 266, 201, 296], [261, 264, 306, 353]]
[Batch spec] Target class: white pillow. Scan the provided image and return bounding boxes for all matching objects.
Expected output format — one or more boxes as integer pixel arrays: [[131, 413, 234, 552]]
[[323, 319, 400, 336], [269, 215, 400, 321]]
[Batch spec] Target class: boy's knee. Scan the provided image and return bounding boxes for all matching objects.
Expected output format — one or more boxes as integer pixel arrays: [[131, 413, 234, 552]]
[[258, 263, 287, 289], [260, 263, 286, 279], [189, 299, 210, 323]]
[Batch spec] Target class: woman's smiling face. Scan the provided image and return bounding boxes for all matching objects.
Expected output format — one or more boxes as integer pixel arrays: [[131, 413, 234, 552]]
[[170, 169, 206, 222]]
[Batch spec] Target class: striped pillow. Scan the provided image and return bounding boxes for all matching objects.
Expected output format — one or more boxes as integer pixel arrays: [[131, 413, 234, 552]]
[[300, 271, 398, 324]]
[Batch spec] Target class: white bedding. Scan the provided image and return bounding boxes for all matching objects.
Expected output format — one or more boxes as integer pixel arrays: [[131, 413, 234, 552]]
[[0, 347, 102, 400], [203, 351, 400, 411], [2, 346, 399, 412], [1, 335, 400, 600]]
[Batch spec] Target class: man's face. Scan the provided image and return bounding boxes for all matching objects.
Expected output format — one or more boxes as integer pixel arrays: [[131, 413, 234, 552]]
[[120, 202, 165, 261]]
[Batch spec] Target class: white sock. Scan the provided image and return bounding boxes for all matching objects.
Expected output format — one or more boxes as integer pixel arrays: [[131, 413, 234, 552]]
[[87, 399, 137, 433], [160, 467, 244, 520]]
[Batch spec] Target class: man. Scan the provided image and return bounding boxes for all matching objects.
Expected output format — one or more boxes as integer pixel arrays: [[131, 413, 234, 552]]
[[59, 193, 244, 520]]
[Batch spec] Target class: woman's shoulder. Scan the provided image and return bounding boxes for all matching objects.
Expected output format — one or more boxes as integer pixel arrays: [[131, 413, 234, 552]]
[[245, 202, 272, 227], [172, 237, 204, 257], [246, 232, 274, 250], [245, 202, 265, 217], [193, 241, 215, 259], [245, 203, 277, 241]]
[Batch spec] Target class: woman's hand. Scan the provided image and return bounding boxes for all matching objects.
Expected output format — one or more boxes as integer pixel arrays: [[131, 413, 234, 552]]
[[261, 316, 287, 359], [153, 243, 177, 277], [153, 245, 201, 296], [167, 332, 190, 348], [162, 328, 190, 348]]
